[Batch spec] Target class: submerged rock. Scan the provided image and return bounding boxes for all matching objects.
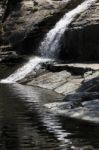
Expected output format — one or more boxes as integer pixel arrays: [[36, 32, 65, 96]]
[[44, 99, 99, 123]]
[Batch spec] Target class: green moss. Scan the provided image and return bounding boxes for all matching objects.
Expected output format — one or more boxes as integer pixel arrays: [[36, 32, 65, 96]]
[[45, 11, 54, 18], [32, 6, 39, 12]]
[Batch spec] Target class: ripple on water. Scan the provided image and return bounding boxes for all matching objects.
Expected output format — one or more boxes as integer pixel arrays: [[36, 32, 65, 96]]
[[0, 84, 98, 149]]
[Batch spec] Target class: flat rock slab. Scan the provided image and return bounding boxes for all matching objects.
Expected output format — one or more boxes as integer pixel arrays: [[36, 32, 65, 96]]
[[28, 70, 71, 90], [44, 99, 99, 124], [55, 78, 83, 94], [66, 63, 99, 71], [27, 61, 99, 95]]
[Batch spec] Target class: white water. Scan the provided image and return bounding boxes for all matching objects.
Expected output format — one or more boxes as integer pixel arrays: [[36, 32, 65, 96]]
[[1, 57, 50, 83], [40, 0, 96, 58], [1, 0, 96, 83]]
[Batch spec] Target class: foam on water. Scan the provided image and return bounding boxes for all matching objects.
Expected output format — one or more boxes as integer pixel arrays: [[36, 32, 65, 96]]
[[1, 57, 50, 83]]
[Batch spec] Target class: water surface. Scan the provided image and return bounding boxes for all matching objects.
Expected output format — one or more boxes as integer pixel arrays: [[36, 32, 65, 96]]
[[0, 84, 99, 150]]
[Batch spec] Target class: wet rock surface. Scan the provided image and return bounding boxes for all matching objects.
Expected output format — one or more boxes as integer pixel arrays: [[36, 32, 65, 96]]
[[0, 51, 20, 63], [0, 0, 79, 54], [61, 1, 99, 61], [0, 0, 99, 124], [26, 61, 99, 123], [0, 0, 99, 60], [27, 62, 99, 94], [0, 0, 8, 23], [44, 99, 99, 123]]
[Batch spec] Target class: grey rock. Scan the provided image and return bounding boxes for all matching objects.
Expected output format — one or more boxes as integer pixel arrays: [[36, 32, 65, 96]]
[[55, 78, 83, 95], [0, 0, 72, 53], [0, 0, 8, 22], [60, 2, 99, 61], [28, 70, 71, 90], [44, 99, 99, 123]]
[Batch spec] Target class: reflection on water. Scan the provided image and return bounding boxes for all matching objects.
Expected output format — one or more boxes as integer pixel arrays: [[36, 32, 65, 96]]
[[0, 83, 99, 150]]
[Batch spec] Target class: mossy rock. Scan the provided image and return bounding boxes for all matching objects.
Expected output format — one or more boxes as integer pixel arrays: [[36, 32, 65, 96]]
[[32, 6, 39, 12]]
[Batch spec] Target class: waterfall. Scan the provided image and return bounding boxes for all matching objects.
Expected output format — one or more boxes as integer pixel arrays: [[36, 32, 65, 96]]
[[0, 0, 96, 83], [39, 0, 96, 58], [1, 57, 50, 83]]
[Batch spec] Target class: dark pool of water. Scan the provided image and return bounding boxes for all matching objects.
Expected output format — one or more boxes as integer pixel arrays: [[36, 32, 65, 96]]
[[0, 83, 99, 150]]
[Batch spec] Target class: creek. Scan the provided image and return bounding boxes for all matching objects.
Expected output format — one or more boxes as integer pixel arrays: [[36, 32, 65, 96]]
[[0, 83, 98, 149]]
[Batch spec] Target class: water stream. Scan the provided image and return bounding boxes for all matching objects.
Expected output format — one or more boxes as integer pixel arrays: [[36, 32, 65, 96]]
[[0, 1, 98, 149], [1, 0, 96, 83], [0, 84, 99, 150], [39, 0, 96, 58], [1, 57, 51, 83]]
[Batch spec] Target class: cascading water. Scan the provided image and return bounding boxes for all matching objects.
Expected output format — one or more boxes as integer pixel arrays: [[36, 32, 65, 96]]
[[1, 57, 50, 83], [0, 0, 96, 83], [40, 0, 96, 58]]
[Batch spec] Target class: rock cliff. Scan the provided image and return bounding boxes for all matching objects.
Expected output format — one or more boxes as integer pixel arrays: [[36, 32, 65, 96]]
[[0, 0, 86, 55], [0, 0, 99, 61], [61, 1, 99, 61]]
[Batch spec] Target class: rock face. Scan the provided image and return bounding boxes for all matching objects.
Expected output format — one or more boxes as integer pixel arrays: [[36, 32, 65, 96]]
[[0, 0, 8, 23], [27, 61, 99, 123], [27, 61, 99, 95], [0, 0, 94, 57], [0, 0, 78, 54], [1, 0, 99, 61], [0, 0, 99, 58], [60, 1, 99, 61], [1, 0, 99, 124]]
